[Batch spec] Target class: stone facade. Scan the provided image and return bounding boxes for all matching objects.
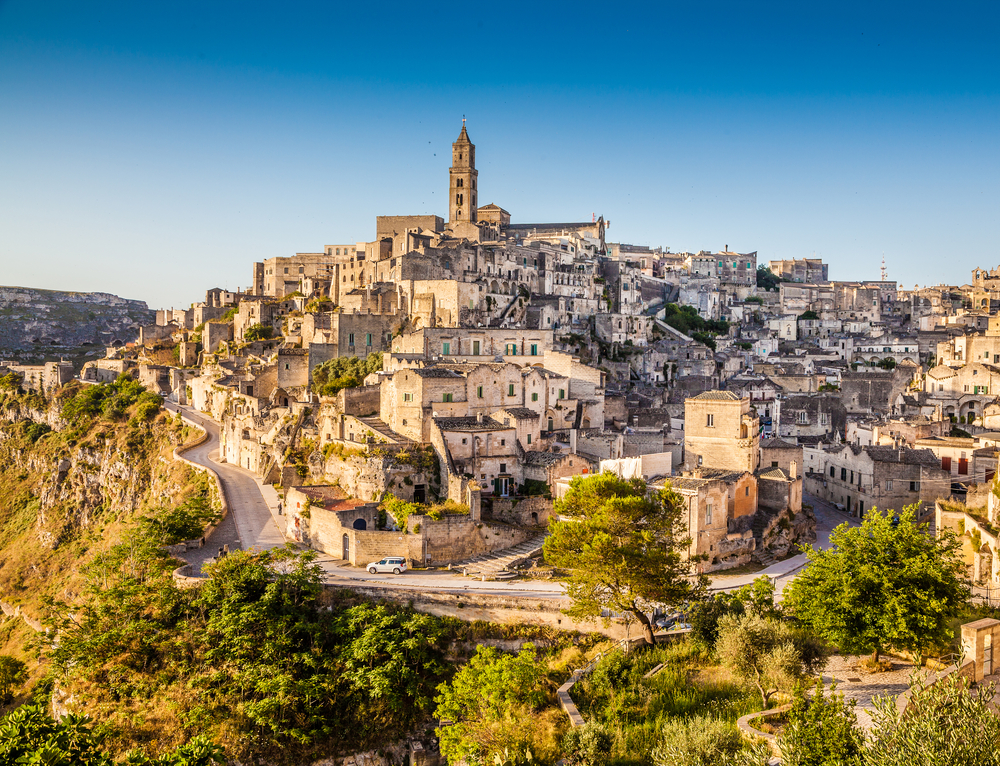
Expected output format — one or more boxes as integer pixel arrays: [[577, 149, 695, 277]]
[[684, 390, 760, 473]]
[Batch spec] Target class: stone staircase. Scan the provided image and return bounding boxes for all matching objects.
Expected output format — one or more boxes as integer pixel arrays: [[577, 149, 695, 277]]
[[357, 416, 416, 445], [751, 510, 779, 567], [455, 534, 546, 580]]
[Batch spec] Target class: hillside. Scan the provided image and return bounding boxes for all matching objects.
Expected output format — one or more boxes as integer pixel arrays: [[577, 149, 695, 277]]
[[0, 285, 153, 363]]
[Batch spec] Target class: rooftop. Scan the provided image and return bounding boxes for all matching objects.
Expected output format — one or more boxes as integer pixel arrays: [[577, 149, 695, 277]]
[[689, 390, 742, 401], [434, 417, 512, 432]]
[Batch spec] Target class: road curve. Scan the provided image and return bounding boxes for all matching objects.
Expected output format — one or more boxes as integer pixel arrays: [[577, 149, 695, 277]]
[[166, 402, 284, 572]]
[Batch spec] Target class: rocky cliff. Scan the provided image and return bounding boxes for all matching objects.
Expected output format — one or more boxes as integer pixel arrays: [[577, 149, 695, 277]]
[[0, 285, 153, 360]]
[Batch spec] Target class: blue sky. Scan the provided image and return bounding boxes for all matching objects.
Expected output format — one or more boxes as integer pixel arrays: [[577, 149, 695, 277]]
[[1, 1, 998, 309]]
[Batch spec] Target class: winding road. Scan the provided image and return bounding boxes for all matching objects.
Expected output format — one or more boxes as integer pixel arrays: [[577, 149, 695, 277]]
[[166, 402, 855, 597]]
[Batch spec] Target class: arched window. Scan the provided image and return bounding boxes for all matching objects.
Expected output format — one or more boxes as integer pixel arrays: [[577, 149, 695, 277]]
[[456, 178, 464, 188], [456, 193, 463, 205]]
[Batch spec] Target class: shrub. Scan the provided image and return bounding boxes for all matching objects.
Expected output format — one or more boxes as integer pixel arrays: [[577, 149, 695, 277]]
[[562, 721, 612, 766], [779, 679, 863, 766], [243, 323, 274, 342], [651, 714, 771, 766]]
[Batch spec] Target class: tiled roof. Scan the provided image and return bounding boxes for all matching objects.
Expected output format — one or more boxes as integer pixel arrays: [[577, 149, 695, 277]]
[[760, 438, 800, 450], [411, 367, 463, 378], [866, 446, 941, 467], [523, 451, 567, 465], [497, 407, 539, 419], [664, 477, 709, 490], [699, 468, 748, 483], [434, 417, 511, 431], [689, 390, 742, 401], [757, 466, 792, 481]]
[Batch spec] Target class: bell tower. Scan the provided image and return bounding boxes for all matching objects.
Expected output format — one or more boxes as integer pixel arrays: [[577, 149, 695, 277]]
[[449, 119, 478, 225]]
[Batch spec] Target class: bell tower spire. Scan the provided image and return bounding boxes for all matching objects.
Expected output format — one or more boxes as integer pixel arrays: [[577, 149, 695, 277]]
[[449, 119, 478, 225]]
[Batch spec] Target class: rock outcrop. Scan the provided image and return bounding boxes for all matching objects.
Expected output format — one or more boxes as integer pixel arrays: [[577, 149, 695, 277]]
[[0, 285, 153, 358]]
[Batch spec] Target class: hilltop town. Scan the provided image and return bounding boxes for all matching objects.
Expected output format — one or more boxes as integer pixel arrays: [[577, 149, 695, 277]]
[[4, 123, 998, 584]]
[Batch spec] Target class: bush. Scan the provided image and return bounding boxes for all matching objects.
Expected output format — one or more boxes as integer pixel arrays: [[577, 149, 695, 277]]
[[779, 679, 863, 766], [312, 352, 382, 396], [243, 323, 274, 342], [651, 714, 770, 766], [562, 721, 612, 766], [0, 655, 27, 703]]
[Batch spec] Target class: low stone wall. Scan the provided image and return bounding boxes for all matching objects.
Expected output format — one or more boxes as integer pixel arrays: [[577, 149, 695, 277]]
[[736, 704, 789, 760], [488, 495, 553, 527]]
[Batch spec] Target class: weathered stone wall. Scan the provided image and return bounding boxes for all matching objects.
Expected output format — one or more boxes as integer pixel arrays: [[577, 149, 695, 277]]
[[488, 495, 552, 527]]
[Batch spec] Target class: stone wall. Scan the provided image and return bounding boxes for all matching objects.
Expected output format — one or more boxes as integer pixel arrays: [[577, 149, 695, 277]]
[[488, 495, 552, 527]]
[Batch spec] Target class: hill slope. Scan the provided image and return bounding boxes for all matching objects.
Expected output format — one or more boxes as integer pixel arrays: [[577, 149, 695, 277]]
[[0, 285, 153, 362]]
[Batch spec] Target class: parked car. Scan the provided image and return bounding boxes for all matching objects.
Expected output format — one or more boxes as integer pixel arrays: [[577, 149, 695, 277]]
[[367, 557, 407, 575]]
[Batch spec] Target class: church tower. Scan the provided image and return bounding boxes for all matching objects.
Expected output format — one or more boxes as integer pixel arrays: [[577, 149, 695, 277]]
[[449, 120, 478, 225]]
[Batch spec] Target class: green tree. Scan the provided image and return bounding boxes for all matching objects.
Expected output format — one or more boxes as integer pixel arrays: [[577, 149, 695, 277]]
[[435, 645, 548, 766], [312, 352, 383, 396], [543, 473, 707, 645], [779, 679, 864, 766], [0, 654, 27, 702], [864, 671, 1000, 766], [243, 323, 273, 342], [756, 266, 784, 292], [716, 613, 826, 707], [688, 576, 778, 647], [782, 507, 968, 663]]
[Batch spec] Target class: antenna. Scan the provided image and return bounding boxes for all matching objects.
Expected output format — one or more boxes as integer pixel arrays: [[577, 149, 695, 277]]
[[881, 254, 887, 282]]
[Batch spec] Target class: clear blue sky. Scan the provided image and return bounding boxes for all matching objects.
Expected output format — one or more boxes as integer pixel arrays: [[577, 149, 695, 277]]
[[1, 1, 998, 309]]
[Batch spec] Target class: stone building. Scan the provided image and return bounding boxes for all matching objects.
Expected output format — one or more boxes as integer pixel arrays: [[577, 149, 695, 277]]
[[802, 443, 951, 517], [683, 391, 761, 473]]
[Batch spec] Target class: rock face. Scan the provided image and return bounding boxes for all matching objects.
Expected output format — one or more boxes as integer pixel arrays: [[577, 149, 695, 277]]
[[0, 285, 153, 358]]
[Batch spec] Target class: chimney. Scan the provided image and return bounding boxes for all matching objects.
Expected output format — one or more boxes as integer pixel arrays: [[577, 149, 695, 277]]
[[789, 460, 797, 480], [476, 412, 484, 423]]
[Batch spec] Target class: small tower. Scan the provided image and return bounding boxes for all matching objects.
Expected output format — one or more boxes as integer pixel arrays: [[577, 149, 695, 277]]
[[449, 119, 478, 225], [881, 255, 888, 282]]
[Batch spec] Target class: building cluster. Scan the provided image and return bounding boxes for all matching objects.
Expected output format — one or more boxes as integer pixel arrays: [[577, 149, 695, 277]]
[[17, 123, 991, 577]]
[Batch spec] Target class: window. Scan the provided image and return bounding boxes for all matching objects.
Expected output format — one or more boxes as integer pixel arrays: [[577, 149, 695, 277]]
[[532, 392, 538, 402], [284, 363, 290, 370], [830, 466, 835, 477], [705, 503, 713, 525], [772, 461, 779, 467], [403, 393, 413, 402], [473, 340, 480, 355], [462, 438, 467, 444], [841, 468, 847, 481], [508, 384, 515, 396], [909, 480, 918, 492], [442, 342, 450, 355], [348, 333, 355, 345], [365, 333, 372, 346], [500, 463, 507, 473], [500, 439, 506, 446], [530, 344, 538, 356], [443, 393, 453, 403], [885, 480, 893, 490], [527, 434, 531, 444], [456, 178, 463, 188], [559, 389, 565, 399], [477, 386, 483, 398], [745, 486, 750, 496], [797, 411, 809, 424], [706, 413, 715, 427], [820, 412, 829, 425]]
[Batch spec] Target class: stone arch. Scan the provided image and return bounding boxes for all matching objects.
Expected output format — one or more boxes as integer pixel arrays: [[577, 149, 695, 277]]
[[490, 280, 500, 294], [352, 518, 367, 531], [582, 417, 591, 429]]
